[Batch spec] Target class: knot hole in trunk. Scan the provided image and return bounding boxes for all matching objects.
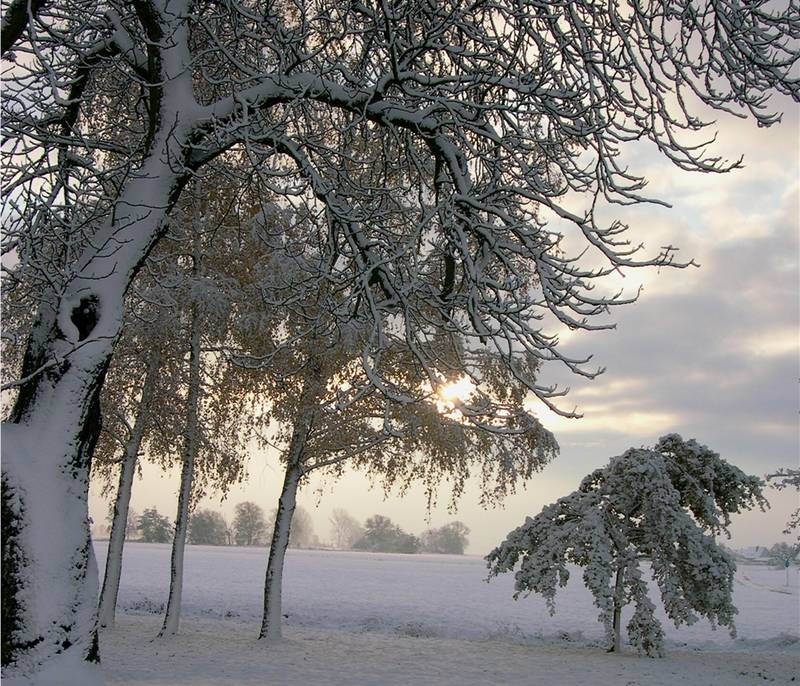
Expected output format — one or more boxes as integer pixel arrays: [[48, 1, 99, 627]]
[[70, 295, 100, 342]]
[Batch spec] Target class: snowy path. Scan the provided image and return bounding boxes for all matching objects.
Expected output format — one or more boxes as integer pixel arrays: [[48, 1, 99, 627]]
[[101, 615, 798, 686]]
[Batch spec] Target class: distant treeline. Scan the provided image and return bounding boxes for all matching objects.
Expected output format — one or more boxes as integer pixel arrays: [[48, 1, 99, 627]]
[[98, 504, 470, 554]]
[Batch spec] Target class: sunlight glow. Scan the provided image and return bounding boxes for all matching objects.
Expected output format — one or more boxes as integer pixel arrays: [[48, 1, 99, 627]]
[[437, 376, 476, 411]]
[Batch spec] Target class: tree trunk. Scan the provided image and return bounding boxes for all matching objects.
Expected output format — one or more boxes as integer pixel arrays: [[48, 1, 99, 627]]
[[259, 460, 303, 641], [158, 302, 202, 638], [610, 565, 624, 653], [1, 13, 197, 679], [97, 352, 161, 628], [1, 164, 186, 683], [1, 362, 107, 686], [259, 365, 324, 641]]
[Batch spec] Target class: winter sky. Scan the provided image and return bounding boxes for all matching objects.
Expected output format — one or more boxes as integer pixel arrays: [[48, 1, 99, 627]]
[[90, 97, 799, 555]]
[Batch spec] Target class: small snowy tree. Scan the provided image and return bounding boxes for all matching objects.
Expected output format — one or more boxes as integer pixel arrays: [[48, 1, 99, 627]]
[[768, 542, 799, 567], [487, 435, 767, 656]]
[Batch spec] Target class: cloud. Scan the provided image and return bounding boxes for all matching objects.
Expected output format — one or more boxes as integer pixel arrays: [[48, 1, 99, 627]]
[[534, 172, 798, 479]]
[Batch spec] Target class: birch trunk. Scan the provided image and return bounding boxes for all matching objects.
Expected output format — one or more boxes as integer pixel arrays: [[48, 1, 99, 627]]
[[158, 302, 202, 638], [259, 459, 304, 641], [259, 367, 323, 641], [98, 352, 161, 628]]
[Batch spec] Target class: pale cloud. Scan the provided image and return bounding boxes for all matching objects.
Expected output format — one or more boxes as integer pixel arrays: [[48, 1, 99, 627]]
[[537, 408, 683, 437], [737, 328, 799, 358]]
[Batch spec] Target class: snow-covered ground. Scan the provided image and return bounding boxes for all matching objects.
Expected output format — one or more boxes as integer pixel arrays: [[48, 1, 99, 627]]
[[96, 543, 799, 685]]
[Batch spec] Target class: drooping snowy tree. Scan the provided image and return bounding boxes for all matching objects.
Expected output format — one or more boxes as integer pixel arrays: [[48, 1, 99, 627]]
[[253, 329, 559, 640], [2, 1, 798, 679], [486, 435, 767, 656], [227, 201, 558, 640]]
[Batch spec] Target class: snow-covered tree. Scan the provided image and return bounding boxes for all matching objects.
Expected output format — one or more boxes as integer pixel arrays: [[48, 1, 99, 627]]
[[239, 202, 558, 641], [766, 469, 800, 539], [92, 175, 265, 633], [3, 1, 798, 679], [254, 335, 557, 640], [137, 508, 172, 544], [487, 435, 767, 656], [156, 184, 267, 639], [93, 269, 184, 628], [232, 502, 268, 547]]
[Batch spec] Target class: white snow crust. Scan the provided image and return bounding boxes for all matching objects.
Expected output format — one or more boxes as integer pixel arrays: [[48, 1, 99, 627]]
[[94, 543, 798, 685], [95, 543, 799, 649]]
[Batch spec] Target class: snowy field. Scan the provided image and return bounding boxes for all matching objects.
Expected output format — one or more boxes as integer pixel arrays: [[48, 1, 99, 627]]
[[96, 542, 800, 685]]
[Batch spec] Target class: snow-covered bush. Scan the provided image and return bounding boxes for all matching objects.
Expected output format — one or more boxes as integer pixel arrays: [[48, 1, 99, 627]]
[[486, 435, 766, 656]]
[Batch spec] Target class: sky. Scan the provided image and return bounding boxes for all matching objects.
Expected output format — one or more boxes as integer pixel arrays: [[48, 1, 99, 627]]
[[90, 97, 799, 556]]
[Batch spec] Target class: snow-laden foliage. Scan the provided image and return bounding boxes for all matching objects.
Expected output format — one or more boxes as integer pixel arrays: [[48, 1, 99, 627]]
[[486, 435, 767, 656]]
